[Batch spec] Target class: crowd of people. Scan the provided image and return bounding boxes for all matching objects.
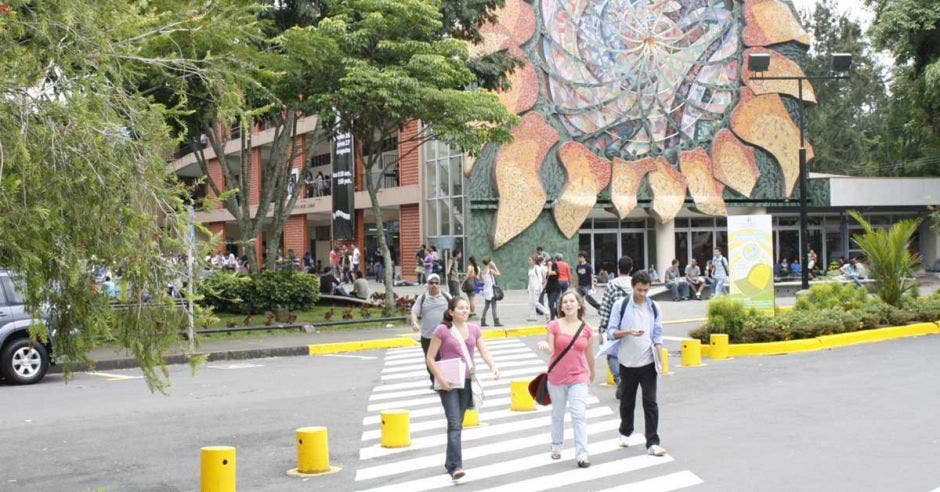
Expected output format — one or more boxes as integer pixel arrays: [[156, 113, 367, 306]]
[[413, 251, 668, 481]]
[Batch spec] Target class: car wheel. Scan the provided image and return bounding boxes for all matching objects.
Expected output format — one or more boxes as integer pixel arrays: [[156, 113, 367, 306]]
[[0, 337, 50, 385]]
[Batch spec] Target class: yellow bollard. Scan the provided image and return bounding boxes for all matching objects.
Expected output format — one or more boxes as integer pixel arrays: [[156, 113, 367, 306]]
[[606, 366, 615, 386], [510, 379, 536, 411], [380, 409, 411, 448], [681, 339, 702, 367], [296, 427, 330, 474], [660, 347, 670, 375], [710, 334, 729, 360], [201, 446, 236, 492], [463, 408, 479, 427]]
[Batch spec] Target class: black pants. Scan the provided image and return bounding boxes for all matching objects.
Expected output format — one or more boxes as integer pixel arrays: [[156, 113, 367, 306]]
[[421, 336, 436, 385], [578, 285, 601, 309], [618, 363, 660, 448]]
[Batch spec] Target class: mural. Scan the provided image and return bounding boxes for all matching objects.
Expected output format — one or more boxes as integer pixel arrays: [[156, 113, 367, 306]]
[[470, 0, 815, 249]]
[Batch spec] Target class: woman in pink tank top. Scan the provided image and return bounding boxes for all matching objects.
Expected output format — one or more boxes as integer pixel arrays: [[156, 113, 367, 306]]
[[538, 289, 595, 467]]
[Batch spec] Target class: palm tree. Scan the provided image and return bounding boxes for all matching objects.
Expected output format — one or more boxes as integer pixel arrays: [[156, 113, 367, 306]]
[[847, 211, 922, 307]]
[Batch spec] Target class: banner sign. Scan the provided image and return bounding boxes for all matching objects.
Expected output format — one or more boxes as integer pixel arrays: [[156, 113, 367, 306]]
[[727, 214, 775, 311], [331, 131, 355, 240]]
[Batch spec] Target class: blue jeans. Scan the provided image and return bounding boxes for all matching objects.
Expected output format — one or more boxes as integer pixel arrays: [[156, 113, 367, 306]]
[[547, 382, 590, 458], [439, 379, 472, 474], [607, 354, 620, 384], [668, 280, 689, 300]]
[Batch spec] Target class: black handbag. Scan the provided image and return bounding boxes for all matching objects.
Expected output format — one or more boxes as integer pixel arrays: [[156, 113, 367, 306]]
[[528, 322, 585, 405], [492, 283, 504, 301]]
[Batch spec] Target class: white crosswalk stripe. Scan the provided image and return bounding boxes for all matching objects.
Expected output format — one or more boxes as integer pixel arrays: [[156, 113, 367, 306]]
[[352, 337, 704, 491]]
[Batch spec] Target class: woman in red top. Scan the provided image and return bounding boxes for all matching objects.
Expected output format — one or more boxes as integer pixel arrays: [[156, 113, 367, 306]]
[[538, 289, 596, 467]]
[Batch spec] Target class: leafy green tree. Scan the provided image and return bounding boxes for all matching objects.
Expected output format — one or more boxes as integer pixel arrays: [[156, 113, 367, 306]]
[[804, 1, 891, 176], [848, 211, 922, 307], [0, 0, 261, 390], [282, 0, 518, 314], [865, 0, 940, 175]]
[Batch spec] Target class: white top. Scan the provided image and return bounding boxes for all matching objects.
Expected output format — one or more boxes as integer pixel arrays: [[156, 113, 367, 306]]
[[617, 302, 654, 368], [482, 268, 495, 300], [352, 247, 361, 264], [527, 266, 543, 292]]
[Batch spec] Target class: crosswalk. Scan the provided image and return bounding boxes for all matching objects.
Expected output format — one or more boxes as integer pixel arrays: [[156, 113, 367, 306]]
[[353, 338, 704, 491]]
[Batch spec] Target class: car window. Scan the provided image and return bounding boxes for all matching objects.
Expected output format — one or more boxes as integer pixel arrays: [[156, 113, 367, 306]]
[[1, 277, 25, 304], [0, 280, 6, 305]]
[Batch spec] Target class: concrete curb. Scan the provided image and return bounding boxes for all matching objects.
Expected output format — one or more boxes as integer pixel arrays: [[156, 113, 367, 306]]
[[49, 346, 311, 373], [699, 321, 940, 358]]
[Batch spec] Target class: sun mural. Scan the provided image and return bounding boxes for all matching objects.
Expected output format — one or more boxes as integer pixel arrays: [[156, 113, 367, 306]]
[[467, 0, 816, 249]]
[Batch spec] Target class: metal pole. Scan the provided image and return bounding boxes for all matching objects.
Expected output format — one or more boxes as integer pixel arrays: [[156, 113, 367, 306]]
[[798, 79, 810, 290]]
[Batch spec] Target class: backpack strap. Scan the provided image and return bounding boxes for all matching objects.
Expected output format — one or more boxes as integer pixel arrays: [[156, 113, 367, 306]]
[[618, 296, 659, 327]]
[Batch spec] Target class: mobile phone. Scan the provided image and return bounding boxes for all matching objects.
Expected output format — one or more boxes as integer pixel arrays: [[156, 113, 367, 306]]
[[634, 330, 645, 335]]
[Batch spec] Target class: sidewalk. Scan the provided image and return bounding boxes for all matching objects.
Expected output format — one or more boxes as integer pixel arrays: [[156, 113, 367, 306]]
[[60, 279, 793, 372]]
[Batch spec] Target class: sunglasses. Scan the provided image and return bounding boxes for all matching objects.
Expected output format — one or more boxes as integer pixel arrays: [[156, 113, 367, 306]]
[[427, 281, 440, 284]]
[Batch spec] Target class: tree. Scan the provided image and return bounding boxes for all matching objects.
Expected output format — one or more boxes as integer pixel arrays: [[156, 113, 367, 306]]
[[804, 1, 891, 176], [0, 0, 261, 390], [282, 0, 518, 314], [865, 0, 940, 175], [848, 211, 921, 307]]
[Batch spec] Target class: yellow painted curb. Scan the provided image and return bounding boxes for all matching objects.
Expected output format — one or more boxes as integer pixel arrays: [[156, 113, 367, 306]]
[[725, 321, 940, 357], [503, 326, 547, 338], [308, 338, 417, 355], [481, 329, 507, 340]]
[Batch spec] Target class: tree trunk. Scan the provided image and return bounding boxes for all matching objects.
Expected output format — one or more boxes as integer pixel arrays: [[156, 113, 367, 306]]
[[363, 162, 396, 316]]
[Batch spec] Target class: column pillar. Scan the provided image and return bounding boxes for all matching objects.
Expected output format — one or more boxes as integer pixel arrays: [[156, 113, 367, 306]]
[[655, 219, 675, 279]]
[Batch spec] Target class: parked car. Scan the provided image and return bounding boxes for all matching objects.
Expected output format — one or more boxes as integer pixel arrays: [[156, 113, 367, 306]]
[[0, 271, 53, 384]]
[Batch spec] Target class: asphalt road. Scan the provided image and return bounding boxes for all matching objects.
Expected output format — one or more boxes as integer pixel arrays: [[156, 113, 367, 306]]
[[1, 334, 938, 491]]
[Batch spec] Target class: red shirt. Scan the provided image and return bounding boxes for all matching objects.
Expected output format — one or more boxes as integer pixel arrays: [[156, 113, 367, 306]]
[[329, 250, 338, 267], [556, 260, 572, 283]]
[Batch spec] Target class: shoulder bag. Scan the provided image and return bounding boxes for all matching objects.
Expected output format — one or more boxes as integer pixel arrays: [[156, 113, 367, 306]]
[[450, 325, 485, 408], [528, 322, 585, 405]]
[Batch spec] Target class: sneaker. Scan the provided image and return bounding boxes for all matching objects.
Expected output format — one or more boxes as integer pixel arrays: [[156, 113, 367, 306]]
[[647, 445, 667, 456], [619, 435, 632, 448], [494, 321, 504, 327], [576, 455, 590, 468], [695, 294, 702, 300], [550, 450, 561, 460], [450, 469, 465, 480], [480, 322, 489, 327], [615, 386, 622, 400]]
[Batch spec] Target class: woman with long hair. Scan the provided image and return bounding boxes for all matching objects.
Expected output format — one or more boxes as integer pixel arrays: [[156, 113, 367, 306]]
[[426, 297, 499, 481], [537, 289, 595, 467], [462, 256, 480, 317], [480, 257, 502, 327], [527, 256, 549, 321]]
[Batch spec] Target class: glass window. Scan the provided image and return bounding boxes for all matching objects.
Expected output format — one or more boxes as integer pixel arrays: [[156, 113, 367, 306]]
[[778, 230, 799, 263], [593, 233, 619, 276], [824, 230, 844, 266], [579, 234, 591, 260], [437, 159, 449, 198], [425, 160, 437, 199], [777, 216, 799, 227], [690, 218, 714, 228], [690, 231, 714, 265], [1, 277, 24, 304], [675, 231, 690, 266], [426, 140, 437, 161], [453, 197, 464, 235], [621, 232, 645, 270], [621, 219, 647, 230], [593, 218, 620, 230], [426, 199, 438, 236], [450, 156, 463, 196], [439, 199, 451, 236]]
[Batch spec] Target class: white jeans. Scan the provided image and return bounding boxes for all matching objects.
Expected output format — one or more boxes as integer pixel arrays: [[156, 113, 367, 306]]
[[528, 288, 547, 318], [547, 382, 589, 458]]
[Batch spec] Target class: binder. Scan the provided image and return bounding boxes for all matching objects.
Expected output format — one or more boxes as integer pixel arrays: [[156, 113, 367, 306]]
[[433, 357, 466, 390]]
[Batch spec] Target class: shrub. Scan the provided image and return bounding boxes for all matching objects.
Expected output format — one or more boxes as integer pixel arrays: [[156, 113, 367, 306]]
[[795, 282, 869, 312], [848, 211, 922, 307], [705, 297, 766, 341], [901, 294, 940, 322], [198, 271, 319, 314]]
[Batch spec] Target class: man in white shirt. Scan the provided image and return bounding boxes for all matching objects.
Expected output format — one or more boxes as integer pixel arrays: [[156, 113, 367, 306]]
[[601, 271, 667, 457]]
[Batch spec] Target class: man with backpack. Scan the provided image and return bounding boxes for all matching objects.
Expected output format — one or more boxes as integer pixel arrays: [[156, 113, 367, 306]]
[[597, 270, 667, 457], [410, 273, 452, 386], [598, 256, 634, 389], [711, 248, 730, 296]]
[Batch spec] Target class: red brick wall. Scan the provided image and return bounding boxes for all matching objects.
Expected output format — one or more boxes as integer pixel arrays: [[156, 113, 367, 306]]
[[398, 120, 421, 186], [249, 147, 262, 205], [207, 159, 225, 209], [284, 215, 309, 259], [399, 204, 421, 281]]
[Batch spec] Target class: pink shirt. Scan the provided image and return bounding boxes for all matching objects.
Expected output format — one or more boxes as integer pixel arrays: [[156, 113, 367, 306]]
[[433, 323, 482, 380], [547, 320, 593, 385]]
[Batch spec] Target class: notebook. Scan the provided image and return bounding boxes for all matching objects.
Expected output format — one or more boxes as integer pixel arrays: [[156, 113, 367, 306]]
[[433, 358, 466, 390]]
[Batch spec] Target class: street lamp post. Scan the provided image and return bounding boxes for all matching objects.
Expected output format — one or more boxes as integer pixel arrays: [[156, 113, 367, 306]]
[[748, 53, 852, 290]]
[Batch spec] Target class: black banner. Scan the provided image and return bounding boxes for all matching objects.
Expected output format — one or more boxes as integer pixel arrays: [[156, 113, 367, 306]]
[[331, 132, 355, 240]]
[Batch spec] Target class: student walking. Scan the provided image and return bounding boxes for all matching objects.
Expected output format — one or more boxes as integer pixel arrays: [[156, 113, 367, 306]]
[[527, 256, 549, 321], [479, 258, 502, 327], [598, 271, 667, 457], [711, 248, 729, 296], [597, 256, 634, 388], [411, 274, 453, 385], [425, 297, 499, 481], [537, 289, 595, 467], [463, 256, 480, 317], [576, 251, 601, 309]]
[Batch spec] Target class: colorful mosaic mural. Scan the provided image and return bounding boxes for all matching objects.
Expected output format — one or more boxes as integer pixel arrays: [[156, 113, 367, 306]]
[[472, 0, 815, 249]]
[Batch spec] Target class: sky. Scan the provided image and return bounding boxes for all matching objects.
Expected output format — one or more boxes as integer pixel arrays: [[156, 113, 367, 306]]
[[790, 0, 876, 28]]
